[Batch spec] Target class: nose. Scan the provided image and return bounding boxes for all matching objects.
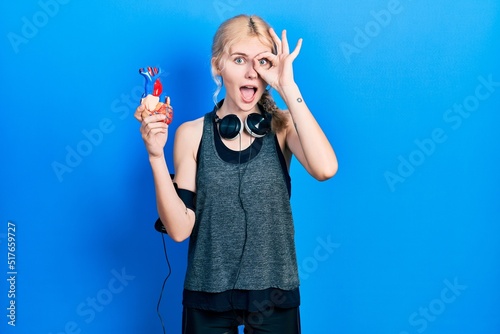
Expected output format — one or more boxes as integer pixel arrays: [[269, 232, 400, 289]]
[[245, 63, 258, 79]]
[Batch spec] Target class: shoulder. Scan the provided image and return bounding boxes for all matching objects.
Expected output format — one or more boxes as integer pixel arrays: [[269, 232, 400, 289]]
[[174, 116, 205, 159], [176, 116, 205, 141], [273, 108, 298, 165], [172, 116, 205, 192], [274, 108, 292, 142]]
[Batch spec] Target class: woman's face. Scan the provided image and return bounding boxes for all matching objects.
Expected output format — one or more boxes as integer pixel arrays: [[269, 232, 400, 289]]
[[218, 36, 272, 113]]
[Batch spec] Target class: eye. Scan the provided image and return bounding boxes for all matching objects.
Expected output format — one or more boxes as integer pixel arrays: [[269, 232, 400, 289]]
[[234, 57, 245, 65], [258, 58, 271, 68]]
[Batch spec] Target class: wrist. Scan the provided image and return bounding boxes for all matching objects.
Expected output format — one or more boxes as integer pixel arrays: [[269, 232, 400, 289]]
[[278, 83, 301, 104], [149, 154, 166, 165]]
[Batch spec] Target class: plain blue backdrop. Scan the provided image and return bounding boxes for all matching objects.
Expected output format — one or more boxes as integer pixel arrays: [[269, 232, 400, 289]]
[[1, 0, 499, 333]]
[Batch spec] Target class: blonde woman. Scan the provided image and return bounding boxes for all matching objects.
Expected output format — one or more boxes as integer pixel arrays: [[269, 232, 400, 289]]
[[136, 14, 337, 334]]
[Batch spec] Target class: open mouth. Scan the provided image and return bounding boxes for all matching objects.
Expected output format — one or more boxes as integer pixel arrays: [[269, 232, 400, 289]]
[[240, 86, 257, 103]]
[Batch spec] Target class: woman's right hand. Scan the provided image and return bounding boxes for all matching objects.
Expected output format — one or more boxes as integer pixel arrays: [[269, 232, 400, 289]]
[[135, 104, 169, 159]]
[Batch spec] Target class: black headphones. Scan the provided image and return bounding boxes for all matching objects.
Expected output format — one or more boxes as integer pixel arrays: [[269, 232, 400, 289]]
[[213, 105, 271, 140]]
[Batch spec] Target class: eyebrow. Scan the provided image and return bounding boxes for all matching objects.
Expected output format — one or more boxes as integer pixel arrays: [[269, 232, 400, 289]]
[[230, 52, 248, 57], [230, 51, 269, 57]]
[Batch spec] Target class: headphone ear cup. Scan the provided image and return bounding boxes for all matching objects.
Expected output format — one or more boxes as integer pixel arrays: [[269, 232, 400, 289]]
[[245, 113, 271, 138], [218, 114, 241, 140]]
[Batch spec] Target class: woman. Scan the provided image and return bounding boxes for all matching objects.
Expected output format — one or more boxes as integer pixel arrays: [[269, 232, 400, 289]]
[[135, 14, 337, 334]]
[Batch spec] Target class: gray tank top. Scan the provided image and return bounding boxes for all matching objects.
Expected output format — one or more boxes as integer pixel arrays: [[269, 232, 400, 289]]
[[184, 112, 299, 292]]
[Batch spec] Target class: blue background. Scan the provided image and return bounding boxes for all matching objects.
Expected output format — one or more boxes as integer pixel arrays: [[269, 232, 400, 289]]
[[1, 0, 499, 333]]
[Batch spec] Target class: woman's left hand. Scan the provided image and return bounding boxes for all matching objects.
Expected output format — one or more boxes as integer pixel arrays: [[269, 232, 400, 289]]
[[253, 28, 302, 93]]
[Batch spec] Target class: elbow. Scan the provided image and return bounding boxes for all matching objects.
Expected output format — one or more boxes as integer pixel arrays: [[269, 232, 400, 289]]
[[160, 218, 191, 242], [314, 161, 338, 181], [168, 230, 190, 243], [170, 235, 189, 243], [309, 149, 338, 181], [158, 210, 194, 243]]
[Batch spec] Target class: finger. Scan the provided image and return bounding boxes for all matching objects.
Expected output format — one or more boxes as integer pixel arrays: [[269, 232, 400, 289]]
[[142, 116, 168, 137], [142, 127, 167, 142], [254, 51, 278, 68], [281, 30, 290, 55], [289, 38, 303, 60], [252, 58, 266, 78], [269, 28, 282, 54], [253, 61, 278, 87], [141, 109, 151, 120], [144, 125, 167, 137], [142, 114, 167, 134], [252, 57, 275, 81], [144, 113, 167, 125]]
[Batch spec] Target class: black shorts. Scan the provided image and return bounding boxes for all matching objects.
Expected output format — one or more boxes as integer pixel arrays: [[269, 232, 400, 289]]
[[182, 306, 301, 334]]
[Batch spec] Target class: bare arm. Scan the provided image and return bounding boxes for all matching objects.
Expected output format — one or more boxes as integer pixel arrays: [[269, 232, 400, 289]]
[[281, 85, 338, 180], [156, 119, 203, 241], [254, 29, 338, 180], [137, 104, 201, 242]]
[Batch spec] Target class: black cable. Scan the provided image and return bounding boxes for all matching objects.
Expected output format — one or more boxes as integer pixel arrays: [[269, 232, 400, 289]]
[[157, 231, 172, 334], [229, 133, 252, 327], [235, 135, 253, 284]]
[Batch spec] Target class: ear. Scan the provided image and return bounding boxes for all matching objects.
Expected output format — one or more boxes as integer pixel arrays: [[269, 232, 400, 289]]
[[211, 57, 221, 76]]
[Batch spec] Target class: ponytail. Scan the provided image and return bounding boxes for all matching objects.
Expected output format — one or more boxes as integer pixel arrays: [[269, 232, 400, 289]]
[[258, 90, 287, 133]]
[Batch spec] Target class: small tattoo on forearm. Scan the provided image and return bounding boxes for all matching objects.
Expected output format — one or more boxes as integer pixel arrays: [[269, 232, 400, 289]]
[[297, 97, 303, 103]]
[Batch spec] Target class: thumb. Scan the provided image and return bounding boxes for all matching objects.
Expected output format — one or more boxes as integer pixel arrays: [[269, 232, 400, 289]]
[[134, 103, 146, 122], [252, 57, 273, 84], [252, 57, 265, 75]]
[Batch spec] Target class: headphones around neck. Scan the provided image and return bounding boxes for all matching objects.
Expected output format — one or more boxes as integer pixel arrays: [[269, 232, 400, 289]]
[[213, 107, 271, 140]]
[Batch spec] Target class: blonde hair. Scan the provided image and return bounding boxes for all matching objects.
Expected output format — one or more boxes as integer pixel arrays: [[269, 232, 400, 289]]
[[211, 14, 287, 132]]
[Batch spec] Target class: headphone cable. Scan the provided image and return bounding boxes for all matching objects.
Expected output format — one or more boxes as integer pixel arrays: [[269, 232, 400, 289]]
[[157, 231, 172, 334], [229, 134, 252, 325]]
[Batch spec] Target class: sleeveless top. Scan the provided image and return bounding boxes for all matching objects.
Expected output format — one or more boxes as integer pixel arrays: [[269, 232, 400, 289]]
[[183, 111, 300, 293]]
